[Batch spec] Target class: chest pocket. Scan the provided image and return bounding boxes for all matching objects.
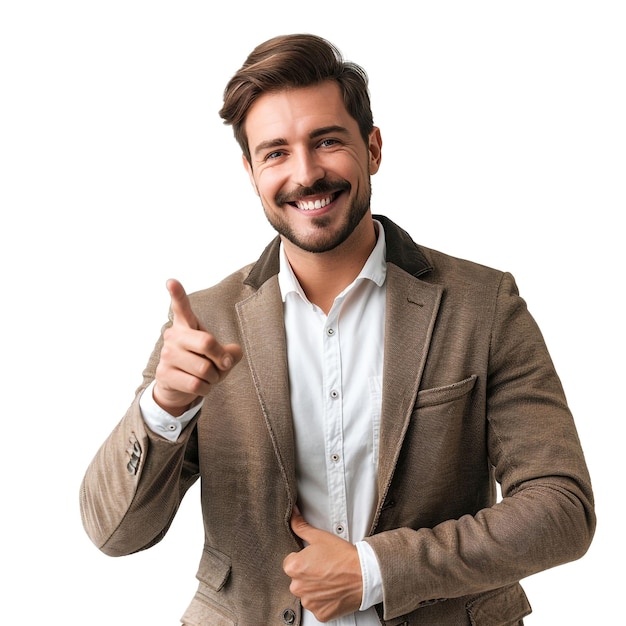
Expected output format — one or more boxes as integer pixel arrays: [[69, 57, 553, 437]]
[[415, 375, 477, 409]]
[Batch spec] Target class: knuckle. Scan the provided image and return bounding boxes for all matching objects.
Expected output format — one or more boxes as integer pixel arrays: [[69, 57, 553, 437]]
[[155, 360, 172, 380], [282, 556, 293, 576], [198, 332, 217, 354], [289, 579, 303, 597], [283, 553, 300, 577], [196, 358, 214, 380], [159, 343, 174, 362], [186, 376, 204, 395]]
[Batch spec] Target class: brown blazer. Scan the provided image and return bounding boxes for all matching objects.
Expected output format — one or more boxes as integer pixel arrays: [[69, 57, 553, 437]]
[[80, 215, 595, 625]]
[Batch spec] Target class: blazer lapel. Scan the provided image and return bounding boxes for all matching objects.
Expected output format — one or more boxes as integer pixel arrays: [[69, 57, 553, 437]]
[[235, 277, 298, 511], [376, 264, 443, 516]]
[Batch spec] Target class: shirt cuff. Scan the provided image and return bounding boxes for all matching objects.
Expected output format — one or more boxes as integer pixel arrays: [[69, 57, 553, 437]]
[[139, 380, 202, 441], [356, 540, 384, 610]]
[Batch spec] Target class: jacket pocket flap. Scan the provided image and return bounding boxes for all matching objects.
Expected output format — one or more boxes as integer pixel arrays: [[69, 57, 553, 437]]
[[196, 545, 232, 591], [466, 583, 531, 625]]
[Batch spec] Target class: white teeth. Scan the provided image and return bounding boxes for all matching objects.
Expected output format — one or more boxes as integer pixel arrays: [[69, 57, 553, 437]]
[[296, 195, 333, 211]]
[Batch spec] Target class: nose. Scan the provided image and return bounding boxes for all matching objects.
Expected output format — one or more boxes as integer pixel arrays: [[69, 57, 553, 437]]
[[292, 148, 325, 188]]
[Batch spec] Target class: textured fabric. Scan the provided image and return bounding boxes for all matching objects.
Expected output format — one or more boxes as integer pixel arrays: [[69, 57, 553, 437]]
[[80, 215, 595, 625]]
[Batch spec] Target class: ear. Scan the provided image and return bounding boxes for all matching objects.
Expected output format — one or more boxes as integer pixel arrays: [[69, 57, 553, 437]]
[[368, 127, 383, 175], [242, 154, 259, 195]]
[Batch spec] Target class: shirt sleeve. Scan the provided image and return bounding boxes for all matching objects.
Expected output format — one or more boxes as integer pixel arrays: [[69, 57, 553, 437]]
[[356, 539, 384, 610], [139, 380, 203, 441]]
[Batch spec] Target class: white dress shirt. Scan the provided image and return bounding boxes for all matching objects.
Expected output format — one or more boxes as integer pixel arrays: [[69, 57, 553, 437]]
[[141, 221, 388, 624]]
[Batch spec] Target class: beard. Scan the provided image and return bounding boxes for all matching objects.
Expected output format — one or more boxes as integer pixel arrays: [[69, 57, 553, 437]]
[[263, 177, 372, 254]]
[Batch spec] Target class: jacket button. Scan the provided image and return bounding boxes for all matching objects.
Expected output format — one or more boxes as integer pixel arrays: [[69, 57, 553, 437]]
[[282, 608, 296, 624]]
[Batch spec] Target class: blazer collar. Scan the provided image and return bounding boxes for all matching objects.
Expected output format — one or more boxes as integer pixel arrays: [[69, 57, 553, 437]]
[[243, 214, 433, 290]]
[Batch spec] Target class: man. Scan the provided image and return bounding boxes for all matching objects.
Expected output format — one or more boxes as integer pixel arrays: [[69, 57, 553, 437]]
[[80, 34, 595, 625]]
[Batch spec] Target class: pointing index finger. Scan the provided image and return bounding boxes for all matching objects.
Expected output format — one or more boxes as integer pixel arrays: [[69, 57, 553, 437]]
[[166, 278, 198, 329]]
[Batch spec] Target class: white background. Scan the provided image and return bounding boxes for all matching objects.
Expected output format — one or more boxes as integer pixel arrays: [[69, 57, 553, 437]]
[[1, 1, 624, 623]]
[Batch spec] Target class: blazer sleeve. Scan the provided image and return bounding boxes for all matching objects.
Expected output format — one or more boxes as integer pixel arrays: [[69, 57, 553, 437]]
[[365, 272, 596, 620], [79, 330, 201, 557]]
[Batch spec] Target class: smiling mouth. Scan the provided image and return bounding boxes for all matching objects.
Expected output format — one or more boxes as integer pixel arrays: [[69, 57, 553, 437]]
[[288, 192, 342, 211]]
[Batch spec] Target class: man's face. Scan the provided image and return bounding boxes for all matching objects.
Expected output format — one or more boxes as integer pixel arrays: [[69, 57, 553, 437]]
[[243, 81, 382, 254]]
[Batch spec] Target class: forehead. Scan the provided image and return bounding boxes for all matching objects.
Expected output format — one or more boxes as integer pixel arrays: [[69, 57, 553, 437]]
[[244, 81, 358, 147]]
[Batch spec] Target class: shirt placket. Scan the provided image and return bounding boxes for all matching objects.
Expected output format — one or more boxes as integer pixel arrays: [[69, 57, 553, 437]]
[[322, 302, 350, 543]]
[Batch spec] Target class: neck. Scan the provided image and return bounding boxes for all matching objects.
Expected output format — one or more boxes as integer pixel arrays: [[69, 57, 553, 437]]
[[283, 216, 377, 314]]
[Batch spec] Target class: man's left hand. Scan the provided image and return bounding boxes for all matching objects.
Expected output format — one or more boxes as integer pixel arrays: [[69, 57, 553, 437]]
[[282, 508, 363, 622]]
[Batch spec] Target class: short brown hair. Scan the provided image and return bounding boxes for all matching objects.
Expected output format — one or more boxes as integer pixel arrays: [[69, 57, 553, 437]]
[[219, 34, 374, 162]]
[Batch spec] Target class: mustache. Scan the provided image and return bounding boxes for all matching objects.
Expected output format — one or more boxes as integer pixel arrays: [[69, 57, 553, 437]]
[[275, 178, 351, 205]]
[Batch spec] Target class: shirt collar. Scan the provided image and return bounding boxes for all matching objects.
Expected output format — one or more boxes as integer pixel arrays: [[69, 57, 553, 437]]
[[278, 219, 387, 302]]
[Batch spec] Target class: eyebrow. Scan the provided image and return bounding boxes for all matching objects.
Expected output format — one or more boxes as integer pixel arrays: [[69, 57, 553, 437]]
[[310, 125, 350, 139], [253, 125, 350, 157]]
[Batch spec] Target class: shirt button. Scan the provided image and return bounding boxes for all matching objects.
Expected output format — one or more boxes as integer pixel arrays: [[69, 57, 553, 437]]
[[335, 524, 345, 535], [330, 389, 339, 399], [330, 453, 340, 462], [167, 423, 177, 431], [326, 327, 335, 336]]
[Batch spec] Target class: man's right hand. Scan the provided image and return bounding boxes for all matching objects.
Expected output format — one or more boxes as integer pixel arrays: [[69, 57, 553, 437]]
[[153, 278, 243, 416]]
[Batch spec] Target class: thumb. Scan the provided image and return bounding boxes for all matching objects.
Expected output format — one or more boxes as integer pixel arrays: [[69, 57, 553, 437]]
[[166, 278, 199, 329], [290, 508, 321, 545]]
